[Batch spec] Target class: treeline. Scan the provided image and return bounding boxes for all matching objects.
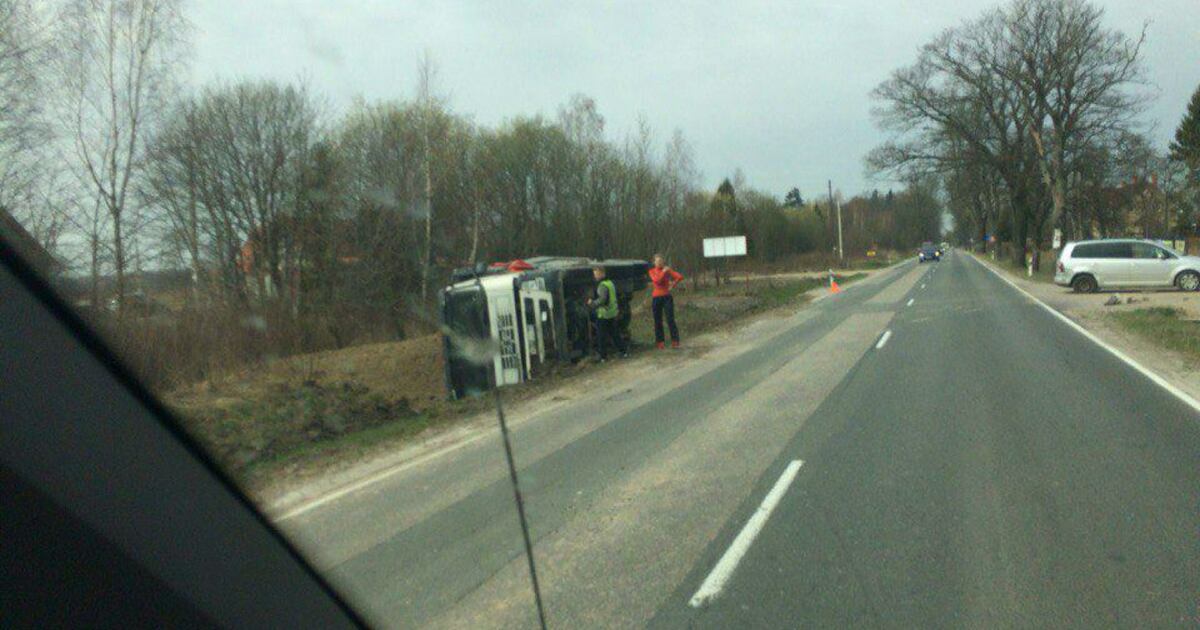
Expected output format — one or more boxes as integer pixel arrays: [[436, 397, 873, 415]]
[[870, 0, 1200, 267], [142, 83, 936, 337], [146, 87, 717, 326], [0, 0, 944, 382]]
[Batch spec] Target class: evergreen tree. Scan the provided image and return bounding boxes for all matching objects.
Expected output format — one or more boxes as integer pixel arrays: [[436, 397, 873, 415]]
[[709, 178, 742, 233], [1170, 84, 1200, 175], [784, 187, 804, 208]]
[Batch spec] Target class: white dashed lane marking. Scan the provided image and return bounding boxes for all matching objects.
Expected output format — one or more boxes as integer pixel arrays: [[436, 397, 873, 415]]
[[689, 460, 805, 607]]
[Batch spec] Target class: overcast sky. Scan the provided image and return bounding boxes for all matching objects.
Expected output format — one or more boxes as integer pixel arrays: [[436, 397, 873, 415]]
[[190, 0, 1200, 200]]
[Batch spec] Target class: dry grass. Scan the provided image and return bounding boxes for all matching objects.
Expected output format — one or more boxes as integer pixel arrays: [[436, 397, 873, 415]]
[[164, 334, 450, 479], [264, 335, 446, 409], [686, 251, 899, 287], [1110, 307, 1200, 366], [92, 302, 406, 391], [132, 269, 870, 485]]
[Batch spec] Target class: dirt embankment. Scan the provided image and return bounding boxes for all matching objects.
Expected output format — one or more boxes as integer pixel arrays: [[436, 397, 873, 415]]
[[166, 267, 876, 490], [166, 335, 447, 474], [286, 334, 447, 406]]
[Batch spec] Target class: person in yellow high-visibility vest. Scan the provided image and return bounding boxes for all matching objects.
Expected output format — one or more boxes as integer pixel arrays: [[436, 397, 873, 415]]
[[586, 265, 628, 361]]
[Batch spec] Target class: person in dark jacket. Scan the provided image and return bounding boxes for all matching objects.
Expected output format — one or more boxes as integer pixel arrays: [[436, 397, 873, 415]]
[[647, 254, 683, 348], [586, 265, 627, 360]]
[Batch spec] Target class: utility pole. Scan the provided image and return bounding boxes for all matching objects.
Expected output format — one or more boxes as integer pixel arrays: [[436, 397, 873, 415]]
[[836, 199, 845, 264], [828, 180, 844, 264], [1161, 172, 1171, 245]]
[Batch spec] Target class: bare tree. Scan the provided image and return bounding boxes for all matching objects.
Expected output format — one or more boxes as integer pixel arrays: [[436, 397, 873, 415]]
[[62, 192, 109, 307], [53, 0, 186, 313], [336, 98, 425, 335], [142, 99, 204, 298], [168, 82, 318, 306], [624, 114, 658, 254], [869, 0, 1146, 267], [558, 94, 611, 256], [661, 128, 698, 257], [944, 134, 1005, 247], [869, 7, 1035, 253], [1005, 0, 1148, 243], [416, 51, 443, 302], [0, 0, 53, 227], [464, 136, 487, 265]]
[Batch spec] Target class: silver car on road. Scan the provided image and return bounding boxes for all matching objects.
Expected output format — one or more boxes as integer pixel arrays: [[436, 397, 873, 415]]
[[1054, 239, 1200, 293]]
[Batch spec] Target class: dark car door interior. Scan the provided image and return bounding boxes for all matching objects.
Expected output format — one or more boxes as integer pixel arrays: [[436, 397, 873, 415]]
[[0, 238, 366, 628]]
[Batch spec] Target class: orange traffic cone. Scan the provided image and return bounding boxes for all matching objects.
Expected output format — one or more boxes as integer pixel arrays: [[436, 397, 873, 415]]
[[829, 269, 841, 294]]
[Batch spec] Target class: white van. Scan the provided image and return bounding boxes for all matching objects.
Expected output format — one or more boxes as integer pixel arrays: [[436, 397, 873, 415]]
[[1054, 239, 1200, 293]]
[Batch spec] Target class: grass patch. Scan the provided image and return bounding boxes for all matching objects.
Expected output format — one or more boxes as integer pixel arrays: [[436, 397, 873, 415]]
[[239, 413, 438, 483], [849, 257, 899, 270], [1111, 307, 1200, 365], [992, 250, 1058, 284], [168, 377, 444, 482]]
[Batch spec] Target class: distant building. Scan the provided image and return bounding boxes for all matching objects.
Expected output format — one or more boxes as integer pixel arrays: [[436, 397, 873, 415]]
[[235, 218, 364, 304], [0, 207, 60, 278]]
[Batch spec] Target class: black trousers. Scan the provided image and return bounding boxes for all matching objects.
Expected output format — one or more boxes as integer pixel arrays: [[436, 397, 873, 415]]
[[596, 317, 626, 359], [652, 295, 680, 343]]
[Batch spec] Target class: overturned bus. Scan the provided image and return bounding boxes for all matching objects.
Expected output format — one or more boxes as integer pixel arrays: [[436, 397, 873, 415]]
[[439, 256, 650, 399]]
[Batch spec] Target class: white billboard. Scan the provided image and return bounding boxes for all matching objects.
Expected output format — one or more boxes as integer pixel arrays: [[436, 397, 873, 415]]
[[703, 236, 747, 258]]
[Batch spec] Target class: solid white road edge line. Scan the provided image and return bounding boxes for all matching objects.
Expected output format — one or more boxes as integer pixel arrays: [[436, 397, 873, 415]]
[[689, 459, 805, 608], [970, 255, 1200, 416], [875, 330, 892, 349], [281, 259, 919, 521], [276, 431, 492, 521], [906, 298, 915, 307]]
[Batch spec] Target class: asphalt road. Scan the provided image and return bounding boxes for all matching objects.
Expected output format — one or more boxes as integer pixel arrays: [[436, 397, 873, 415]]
[[283, 252, 1200, 628]]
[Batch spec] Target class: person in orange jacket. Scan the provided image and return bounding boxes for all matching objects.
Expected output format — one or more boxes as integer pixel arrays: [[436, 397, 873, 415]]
[[647, 254, 683, 349]]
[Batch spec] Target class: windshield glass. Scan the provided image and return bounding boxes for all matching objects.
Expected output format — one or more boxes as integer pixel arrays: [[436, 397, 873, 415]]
[[4, 0, 1200, 627]]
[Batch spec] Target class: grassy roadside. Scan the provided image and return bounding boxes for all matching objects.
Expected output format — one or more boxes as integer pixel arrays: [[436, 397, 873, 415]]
[[968, 248, 1060, 285], [239, 412, 436, 481], [170, 270, 870, 491], [851, 258, 901, 271], [995, 250, 1058, 284], [169, 372, 448, 485], [1109, 307, 1200, 366]]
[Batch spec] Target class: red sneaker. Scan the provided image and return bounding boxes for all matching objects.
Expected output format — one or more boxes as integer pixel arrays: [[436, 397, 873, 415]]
[[671, 340, 681, 349], [656, 342, 666, 350]]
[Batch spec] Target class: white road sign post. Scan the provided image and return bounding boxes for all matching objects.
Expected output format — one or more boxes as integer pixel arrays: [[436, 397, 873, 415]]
[[702, 236, 747, 258], [703, 235, 747, 286]]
